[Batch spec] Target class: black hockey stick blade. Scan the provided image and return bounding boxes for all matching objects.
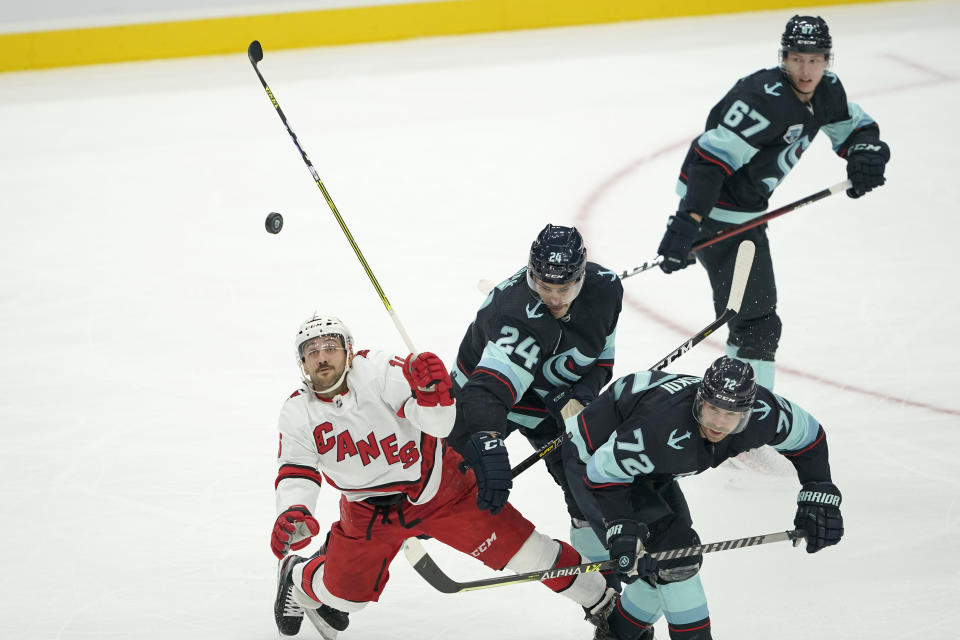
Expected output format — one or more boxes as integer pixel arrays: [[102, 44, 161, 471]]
[[248, 40, 263, 63], [410, 530, 804, 593]]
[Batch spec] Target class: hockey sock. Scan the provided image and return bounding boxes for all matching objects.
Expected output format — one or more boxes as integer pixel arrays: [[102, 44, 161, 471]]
[[610, 588, 660, 640], [726, 344, 775, 389], [657, 575, 710, 639]]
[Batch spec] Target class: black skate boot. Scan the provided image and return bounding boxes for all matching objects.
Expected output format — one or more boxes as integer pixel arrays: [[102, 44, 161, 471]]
[[317, 604, 350, 631], [302, 603, 350, 640], [275, 554, 307, 635]]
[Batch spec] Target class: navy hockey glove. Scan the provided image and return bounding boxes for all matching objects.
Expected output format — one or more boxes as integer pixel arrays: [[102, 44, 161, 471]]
[[541, 386, 585, 424], [460, 431, 512, 514], [402, 352, 454, 407], [845, 140, 890, 198], [794, 481, 843, 553], [605, 519, 658, 585], [657, 211, 699, 273], [271, 505, 321, 559]]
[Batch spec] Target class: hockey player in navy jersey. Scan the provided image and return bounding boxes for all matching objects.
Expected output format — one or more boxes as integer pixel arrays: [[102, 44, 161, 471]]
[[564, 357, 843, 640], [271, 314, 615, 638], [656, 15, 890, 389], [446, 224, 623, 566]]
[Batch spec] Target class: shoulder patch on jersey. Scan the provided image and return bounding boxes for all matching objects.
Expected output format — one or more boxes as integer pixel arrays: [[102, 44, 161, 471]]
[[355, 349, 370, 358], [783, 124, 804, 144], [289, 389, 302, 399]]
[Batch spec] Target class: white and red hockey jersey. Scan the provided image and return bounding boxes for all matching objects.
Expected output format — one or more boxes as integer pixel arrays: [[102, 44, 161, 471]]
[[275, 349, 455, 515]]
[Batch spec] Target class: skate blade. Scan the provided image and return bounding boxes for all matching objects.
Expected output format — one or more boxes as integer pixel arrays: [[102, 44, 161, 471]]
[[303, 608, 338, 640]]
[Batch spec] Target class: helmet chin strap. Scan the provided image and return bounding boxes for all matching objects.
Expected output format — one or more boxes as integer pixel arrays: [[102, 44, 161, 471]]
[[310, 366, 349, 395]]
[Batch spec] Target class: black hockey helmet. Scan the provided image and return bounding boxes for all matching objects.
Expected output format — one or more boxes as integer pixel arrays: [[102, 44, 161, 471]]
[[693, 356, 757, 435], [781, 15, 832, 59], [527, 224, 586, 285]]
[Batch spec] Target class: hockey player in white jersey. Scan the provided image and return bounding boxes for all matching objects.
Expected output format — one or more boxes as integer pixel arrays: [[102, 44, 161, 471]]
[[271, 314, 615, 637]]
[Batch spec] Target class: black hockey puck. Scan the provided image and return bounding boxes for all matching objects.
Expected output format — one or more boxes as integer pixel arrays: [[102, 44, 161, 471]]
[[265, 212, 284, 234]]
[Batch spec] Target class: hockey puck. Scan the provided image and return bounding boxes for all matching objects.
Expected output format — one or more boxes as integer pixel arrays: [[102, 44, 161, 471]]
[[265, 212, 284, 234]]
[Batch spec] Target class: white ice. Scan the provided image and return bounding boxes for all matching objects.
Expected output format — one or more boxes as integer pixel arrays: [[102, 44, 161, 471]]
[[2, 1, 958, 638]]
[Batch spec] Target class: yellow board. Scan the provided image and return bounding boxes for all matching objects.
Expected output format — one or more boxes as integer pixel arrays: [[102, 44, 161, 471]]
[[0, 0, 884, 73]]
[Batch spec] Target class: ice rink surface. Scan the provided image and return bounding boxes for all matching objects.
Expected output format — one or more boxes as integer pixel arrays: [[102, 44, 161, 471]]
[[2, 1, 958, 638]]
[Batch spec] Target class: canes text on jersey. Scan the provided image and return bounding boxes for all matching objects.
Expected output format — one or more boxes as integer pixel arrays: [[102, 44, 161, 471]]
[[313, 421, 420, 468]]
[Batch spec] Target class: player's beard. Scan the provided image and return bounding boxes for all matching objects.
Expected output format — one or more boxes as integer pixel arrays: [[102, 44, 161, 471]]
[[309, 362, 345, 393]]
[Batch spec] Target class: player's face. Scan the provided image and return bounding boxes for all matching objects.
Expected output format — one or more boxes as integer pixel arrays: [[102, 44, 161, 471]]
[[529, 274, 583, 318], [697, 402, 748, 443], [783, 52, 827, 97], [301, 336, 348, 391]]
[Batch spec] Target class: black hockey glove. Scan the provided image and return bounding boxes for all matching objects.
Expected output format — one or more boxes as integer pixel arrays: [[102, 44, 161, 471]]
[[657, 211, 699, 273], [794, 481, 844, 553], [845, 140, 890, 198], [460, 431, 512, 515], [605, 519, 658, 585]]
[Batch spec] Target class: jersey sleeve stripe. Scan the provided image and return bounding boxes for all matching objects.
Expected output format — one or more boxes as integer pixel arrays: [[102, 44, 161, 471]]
[[780, 426, 825, 457], [587, 434, 634, 484], [583, 477, 631, 489], [472, 366, 518, 403], [275, 464, 323, 489], [696, 124, 761, 174], [772, 397, 821, 453], [822, 102, 877, 152]]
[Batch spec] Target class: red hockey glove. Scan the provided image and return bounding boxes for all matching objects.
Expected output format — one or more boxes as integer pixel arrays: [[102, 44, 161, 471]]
[[402, 352, 454, 407], [271, 505, 320, 559]]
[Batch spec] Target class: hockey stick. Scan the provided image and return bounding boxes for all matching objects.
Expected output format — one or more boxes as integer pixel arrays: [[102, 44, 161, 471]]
[[618, 180, 851, 280], [248, 39, 437, 605], [247, 40, 418, 351], [507, 240, 755, 478], [408, 528, 804, 593]]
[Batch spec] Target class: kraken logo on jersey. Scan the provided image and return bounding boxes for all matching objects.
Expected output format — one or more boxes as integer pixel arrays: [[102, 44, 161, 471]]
[[540, 347, 596, 386], [763, 135, 812, 192]]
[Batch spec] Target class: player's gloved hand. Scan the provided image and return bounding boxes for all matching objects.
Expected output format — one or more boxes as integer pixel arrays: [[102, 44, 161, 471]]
[[845, 140, 890, 198], [459, 431, 512, 514], [271, 505, 321, 559], [605, 519, 658, 585], [657, 211, 699, 273], [402, 352, 454, 407], [542, 386, 586, 424], [793, 481, 843, 553]]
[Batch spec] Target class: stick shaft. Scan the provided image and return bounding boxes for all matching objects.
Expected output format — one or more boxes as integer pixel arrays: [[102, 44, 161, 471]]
[[619, 181, 850, 280], [409, 530, 804, 593], [248, 41, 416, 352]]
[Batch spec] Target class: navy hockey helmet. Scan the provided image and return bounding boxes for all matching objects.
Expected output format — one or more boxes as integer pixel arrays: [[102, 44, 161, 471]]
[[693, 356, 757, 435], [527, 224, 586, 285], [780, 15, 832, 60]]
